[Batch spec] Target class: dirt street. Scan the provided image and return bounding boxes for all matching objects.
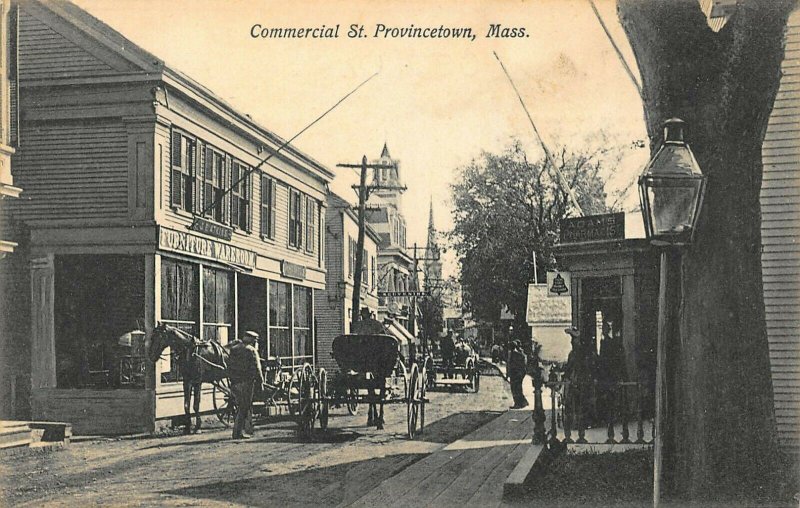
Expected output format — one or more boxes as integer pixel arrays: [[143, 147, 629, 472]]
[[1, 376, 514, 507]]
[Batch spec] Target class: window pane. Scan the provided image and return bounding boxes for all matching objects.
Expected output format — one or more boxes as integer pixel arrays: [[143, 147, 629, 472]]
[[294, 328, 311, 359], [272, 328, 291, 358], [293, 286, 309, 326]]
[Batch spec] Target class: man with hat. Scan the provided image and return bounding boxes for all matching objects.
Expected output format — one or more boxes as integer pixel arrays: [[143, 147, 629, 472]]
[[228, 330, 264, 439], [507, 340, 528, 408]]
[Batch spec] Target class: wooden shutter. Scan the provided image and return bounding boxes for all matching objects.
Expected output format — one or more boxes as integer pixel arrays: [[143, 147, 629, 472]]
[[170, 128, 181, 207], [270, 179, 277, 238], [193, 140, 203, 214], [204, 146, 213, 217], [246, 168, 253, 232]]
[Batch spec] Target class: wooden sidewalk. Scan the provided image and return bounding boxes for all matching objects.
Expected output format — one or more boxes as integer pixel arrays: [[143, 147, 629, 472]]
[[346, 409, 532, 508]]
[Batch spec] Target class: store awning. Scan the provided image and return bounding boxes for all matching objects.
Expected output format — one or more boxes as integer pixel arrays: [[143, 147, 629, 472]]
[[384, 319, 417, 352]]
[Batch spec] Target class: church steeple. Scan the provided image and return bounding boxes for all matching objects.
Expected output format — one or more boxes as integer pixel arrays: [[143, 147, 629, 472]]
[[381, 142, 391, 159], [424, 198, 442, 288]]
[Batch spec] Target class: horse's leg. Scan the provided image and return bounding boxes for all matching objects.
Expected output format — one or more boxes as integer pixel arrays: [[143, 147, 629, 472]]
[[193, 383, 202, 434], [366, 387, 375, 427], [377, 387, 385, 430], [183, 380, 192, 435]]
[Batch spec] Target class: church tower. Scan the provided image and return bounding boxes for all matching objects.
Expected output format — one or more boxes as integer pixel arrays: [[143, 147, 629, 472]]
[[424, 199, 442, 289], [371, 143, 404, 211]]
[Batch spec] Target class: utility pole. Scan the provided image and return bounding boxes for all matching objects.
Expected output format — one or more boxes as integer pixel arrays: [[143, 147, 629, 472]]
[[336, 156, 399, 330]]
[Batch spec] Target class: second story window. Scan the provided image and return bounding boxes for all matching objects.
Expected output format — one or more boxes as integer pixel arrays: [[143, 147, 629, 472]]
[[289, 188, 304, 249], [371, 256, 376, 290], [305, 197, 315, 254], [203, 147, 227, 224], [260, 175, 276, 239], [348, 236, 356, 279], [230, 161, 251, 231], [171, 130, 195, 213]]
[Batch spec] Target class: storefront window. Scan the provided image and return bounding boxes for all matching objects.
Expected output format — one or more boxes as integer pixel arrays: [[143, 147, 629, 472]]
[[293, 286, 313, 364], [160, 258, 199, 382], [203, 267, 234, 344], [54, 255, 145, 389], [269, 281, 291, 359]]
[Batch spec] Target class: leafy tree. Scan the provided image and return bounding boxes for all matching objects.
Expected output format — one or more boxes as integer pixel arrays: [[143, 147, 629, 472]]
[[449, 140, 610, 333], [617, 0, 796, 502]]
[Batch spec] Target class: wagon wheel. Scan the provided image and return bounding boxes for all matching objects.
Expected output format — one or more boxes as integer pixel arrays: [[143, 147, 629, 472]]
[[396, 358, 409, 400], [406, 363, 420, 439], [319, 368, 329, 431], [347, 385, 359, 415], [296, 368, 319, 438], [287, 367, 302, 416], [212, 378, 237, 428], [424, 356, 436, 389], [419, 364, 426, 434]]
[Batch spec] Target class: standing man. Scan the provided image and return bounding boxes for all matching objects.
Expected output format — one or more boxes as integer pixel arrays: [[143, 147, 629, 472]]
[[508, 340, 529, 409], [228, 331, 264, 440], [440, 330, 456, 379]]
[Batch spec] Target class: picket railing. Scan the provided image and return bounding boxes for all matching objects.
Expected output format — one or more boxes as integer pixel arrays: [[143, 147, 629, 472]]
[[539, 379, 655, 446]]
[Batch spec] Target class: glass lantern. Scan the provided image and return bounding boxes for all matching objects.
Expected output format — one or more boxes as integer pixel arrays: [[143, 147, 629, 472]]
[[638, 118, 707, 245]]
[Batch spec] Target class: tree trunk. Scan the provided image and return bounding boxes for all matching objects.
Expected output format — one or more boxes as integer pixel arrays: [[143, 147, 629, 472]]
[[618, 0, 795, 501]]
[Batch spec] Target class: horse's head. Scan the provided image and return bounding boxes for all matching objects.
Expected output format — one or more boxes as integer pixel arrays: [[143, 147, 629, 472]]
[[148, 322, 172, 363]]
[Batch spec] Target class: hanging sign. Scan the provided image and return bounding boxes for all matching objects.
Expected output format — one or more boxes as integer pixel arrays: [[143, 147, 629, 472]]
[[189, 217, 233, 241], [378, 291, 431, 297], [158, 227, 256, 268], [546, 271, 571, 297], [559, 212, 625, 243]]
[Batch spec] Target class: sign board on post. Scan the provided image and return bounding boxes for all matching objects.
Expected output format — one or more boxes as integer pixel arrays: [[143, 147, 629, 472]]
[[559, 212, 625, 244], [546, 271, 571, 297]]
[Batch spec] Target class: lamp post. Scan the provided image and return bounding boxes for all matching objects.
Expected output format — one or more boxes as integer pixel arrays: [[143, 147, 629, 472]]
[[638, 118, 707, 507]]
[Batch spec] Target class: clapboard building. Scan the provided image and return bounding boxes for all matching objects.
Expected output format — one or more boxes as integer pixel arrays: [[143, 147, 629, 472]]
[[0, 0, 331, 434]]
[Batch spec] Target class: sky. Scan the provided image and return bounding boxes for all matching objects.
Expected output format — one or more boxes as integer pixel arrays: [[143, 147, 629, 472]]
[[73, 0, 651, 277]]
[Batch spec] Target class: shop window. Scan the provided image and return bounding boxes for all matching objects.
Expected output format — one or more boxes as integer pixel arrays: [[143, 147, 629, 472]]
[[54, 255, 145, 388], [269, 280, 291, 360], [293, 286, 313, 366], [230, 161, 251, 231], [203, 147, 227, 223], [260, 175, 277, 239], [170, 130, 196, 212], [289, 188, 304, 248], [160, 258, 199, 383], [305, 196, 315, 253], [203, 266, 234, 344]]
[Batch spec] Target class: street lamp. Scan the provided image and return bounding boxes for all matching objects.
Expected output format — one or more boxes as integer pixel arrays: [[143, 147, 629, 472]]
[[639, 118, 706, 506], [638, 118, 707, 246]]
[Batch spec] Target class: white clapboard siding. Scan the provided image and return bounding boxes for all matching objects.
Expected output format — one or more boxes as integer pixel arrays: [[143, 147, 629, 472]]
[[761, 8, 800, 449], [10, 121, 129, 221], [156, 125, 323, 270]]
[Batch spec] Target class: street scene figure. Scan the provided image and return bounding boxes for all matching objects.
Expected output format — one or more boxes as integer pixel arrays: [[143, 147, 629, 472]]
[[507, 340, 528, 409], [228, 331, 265, 440], [439, 330, 456, 378], [352, 307, 387, 335]]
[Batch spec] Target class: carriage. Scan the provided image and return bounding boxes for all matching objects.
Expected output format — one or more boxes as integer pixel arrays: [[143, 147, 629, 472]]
[[422, 342, 481, 393], [212, 333, 427, 439]]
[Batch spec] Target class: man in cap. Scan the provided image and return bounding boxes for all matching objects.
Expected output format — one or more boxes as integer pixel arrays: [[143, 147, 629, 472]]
[[228, 330, 264, 439], [507, 340, 528, 408]]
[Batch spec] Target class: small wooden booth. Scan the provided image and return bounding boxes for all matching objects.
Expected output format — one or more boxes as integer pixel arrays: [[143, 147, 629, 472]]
[[554, 212, 659, 397]]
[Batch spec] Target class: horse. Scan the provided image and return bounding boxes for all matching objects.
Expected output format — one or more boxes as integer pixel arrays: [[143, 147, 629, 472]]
[[148, 323, 229, 434]]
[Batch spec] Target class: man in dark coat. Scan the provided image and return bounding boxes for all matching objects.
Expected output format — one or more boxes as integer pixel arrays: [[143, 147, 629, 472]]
[[440, 330, 456, 378], [228, 331, 265, 439], [352, 307, 387, 335], [508, 340, 528, 408]]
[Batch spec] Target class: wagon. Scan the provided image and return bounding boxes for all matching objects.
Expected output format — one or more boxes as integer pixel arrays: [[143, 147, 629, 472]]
[[423, 345, 481, 393], [210, 356, 311, 427], [294, 333, 427, 439]]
